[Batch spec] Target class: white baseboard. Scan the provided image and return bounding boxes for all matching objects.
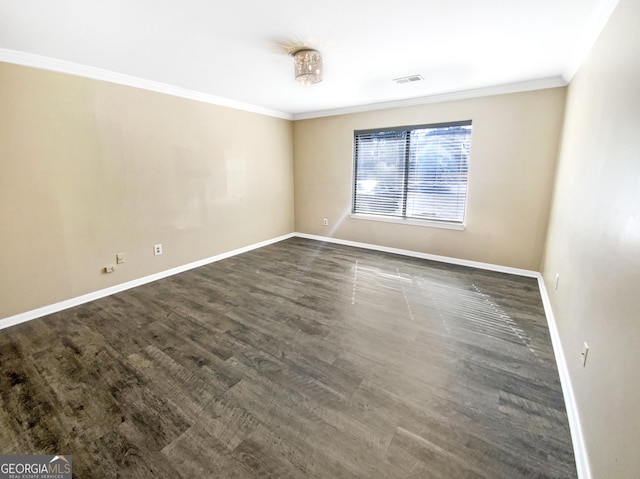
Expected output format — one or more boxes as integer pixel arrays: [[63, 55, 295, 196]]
[[536, 276, 590, 479], [0, 233, 295, 331], [294, 232, 539, 278], [0, 231, 588, 478]]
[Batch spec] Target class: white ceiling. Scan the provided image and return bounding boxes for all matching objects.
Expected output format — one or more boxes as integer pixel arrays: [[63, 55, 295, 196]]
[[0, 0, 619, 119]]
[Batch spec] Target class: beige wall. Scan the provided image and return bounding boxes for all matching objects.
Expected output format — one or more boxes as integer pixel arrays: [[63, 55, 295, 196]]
[[541, 0, 640, 476], [3, 9, 638, 472], [293, 89, 566, 270], [0, 62, 294, 319]]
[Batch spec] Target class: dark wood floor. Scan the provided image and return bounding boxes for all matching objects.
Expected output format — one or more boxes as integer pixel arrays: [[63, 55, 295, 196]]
[[0, 237, 576, 478]]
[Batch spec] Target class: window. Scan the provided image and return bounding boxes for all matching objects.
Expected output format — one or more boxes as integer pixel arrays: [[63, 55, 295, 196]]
[[353, 120, 472, 226]]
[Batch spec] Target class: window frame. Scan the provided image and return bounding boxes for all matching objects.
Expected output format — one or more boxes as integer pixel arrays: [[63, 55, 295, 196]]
[[351, 120, 472, 230]]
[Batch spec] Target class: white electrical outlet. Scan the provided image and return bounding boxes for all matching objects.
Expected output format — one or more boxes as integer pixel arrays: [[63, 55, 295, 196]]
[[116, 252, 125, 264], [153, 244, 163, 256], [104, 265, 116, 273], [581, 342, 589, 367], [323, 218, 328, 226]]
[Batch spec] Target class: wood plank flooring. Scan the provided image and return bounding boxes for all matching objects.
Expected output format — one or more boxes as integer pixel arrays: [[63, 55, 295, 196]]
[[0, 237, 577, 478]]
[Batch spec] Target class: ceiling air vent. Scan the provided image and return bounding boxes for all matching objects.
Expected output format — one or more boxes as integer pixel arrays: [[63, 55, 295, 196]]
[[393, 74, 424, 84]]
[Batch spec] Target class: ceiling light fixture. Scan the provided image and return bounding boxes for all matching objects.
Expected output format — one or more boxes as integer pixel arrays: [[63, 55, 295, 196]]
[[291, 48, 323, 85]]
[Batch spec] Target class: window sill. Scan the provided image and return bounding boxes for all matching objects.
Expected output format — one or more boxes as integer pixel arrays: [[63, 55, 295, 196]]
[[350, 213, 465, 231]]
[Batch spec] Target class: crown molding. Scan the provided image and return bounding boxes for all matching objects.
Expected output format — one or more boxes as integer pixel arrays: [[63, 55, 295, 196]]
[[562, 0, 620, 82], [0, 49, 293, 120], [293, 76, 568, 120], [3, 47, 595, 123]]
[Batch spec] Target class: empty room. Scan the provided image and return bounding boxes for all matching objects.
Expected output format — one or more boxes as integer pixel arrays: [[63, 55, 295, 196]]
[[0, 0, 638, 478]]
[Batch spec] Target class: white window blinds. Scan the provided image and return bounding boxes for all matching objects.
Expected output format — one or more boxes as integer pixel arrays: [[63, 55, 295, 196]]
[[353, 121, 472, 224]]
